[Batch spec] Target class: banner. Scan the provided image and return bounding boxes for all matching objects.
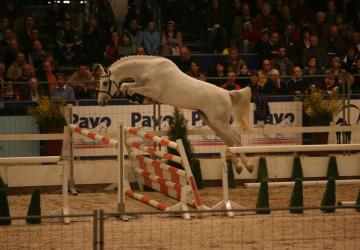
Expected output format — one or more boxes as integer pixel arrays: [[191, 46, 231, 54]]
[[71, 102, 302, 156]]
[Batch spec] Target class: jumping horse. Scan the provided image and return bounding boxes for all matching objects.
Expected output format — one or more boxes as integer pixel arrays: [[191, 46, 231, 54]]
[[97, 55, 254, 174]]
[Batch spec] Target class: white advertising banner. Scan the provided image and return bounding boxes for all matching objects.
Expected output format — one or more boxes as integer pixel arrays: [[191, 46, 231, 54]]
[[71, 101, 303, 157]]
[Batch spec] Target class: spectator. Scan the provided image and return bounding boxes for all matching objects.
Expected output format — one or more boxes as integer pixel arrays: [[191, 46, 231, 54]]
[[0, 28, 14, 56], [271, 47, 295, 77], [208, 60, 227, 86], [296, 27, 311, 61], [136, 46, 145, 55], [258, 59, 272, 87], [254, 30, 271, 61], [277, 4, 294, 34], [125, 18, 144, 54], [51, 72, 75, 101], [282, 23, 300, 62], [248, 71, 260, 90], [88, 65, 103, 99], [267, 32, 281, 60], [175, 46, 193, 73], [82, 16, 105, 64], [2, 81, 16, 101], [14, 63, 35, 100], [255, 3, 277, 31], [321, 25, 347, 57], [187, 60, 206, 81], [16, 14, 36, 55], [311, 12, 330, 40], [2, 2, 22, 23], [220, 71, 241, 90], [161, 20, 182, 56], [292, 0, 315, 25], [143, 21, 160, 55], [287, 66, 307, 95], [342, 47, 359, 72], [303, 56, 324, 88], [3, 38, 20, 69], [63, 1, 85, 32], [302, 35, 329, 68], [118, 32, 133, 57], [226, 0, 243, 49], [238, 64, 251, 87], [56, 18, 83, 65], [242, 21, 261, 50], [241, 4, 253, 23], [38, 60, 57, 96], [44, 3, 65, 39], [263, 69, 288, 95], [324, 73, 336, 94], [226, 46, 245, 76], [351, 57, 360, 92], [124, 0, 153, 30], [28, 40, 47, 72], [325, 0, 339, 25], [6, 52, 26, 81], [68, 64, 92, 99], [29, 77, 46, 102], [326, 56, 347, 87], [104, 31, 120, 64], [251, 74, 270, 125]]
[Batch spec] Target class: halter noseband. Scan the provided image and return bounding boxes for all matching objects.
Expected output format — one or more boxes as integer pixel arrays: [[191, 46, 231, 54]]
[[97, 67, 121, 97]]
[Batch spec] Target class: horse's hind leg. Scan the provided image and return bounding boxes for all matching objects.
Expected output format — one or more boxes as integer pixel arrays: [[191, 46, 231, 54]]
[[199, 112, 251, 174]]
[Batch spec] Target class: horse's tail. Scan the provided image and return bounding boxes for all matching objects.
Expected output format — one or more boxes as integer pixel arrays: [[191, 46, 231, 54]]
[[229, 87, 253, 131]]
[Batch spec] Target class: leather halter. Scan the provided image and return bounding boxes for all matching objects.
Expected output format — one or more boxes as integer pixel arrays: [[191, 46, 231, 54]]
[[97, 67, 121, 97]]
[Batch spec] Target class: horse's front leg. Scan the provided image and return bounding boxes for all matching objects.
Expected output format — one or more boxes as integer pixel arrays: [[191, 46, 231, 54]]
[[120, 82, 135, 96]]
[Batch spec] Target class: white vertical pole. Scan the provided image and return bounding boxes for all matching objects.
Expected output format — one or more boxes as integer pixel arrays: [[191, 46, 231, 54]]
[[67, 104, 77, 195]]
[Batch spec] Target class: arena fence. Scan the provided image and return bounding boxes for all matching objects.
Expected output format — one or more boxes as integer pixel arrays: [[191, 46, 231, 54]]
[[1, 206, 359, 250]]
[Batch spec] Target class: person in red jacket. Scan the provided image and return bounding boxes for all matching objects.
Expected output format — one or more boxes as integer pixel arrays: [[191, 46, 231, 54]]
[[220, 71, 241, 90]]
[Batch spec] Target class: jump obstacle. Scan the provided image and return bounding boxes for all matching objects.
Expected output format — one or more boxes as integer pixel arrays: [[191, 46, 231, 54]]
[[69, 123, 207, 219], [0, 153, 71, 223]]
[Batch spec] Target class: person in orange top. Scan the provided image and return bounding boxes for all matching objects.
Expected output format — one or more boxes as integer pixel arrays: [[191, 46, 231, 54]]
[[220, 71, 241, 90]]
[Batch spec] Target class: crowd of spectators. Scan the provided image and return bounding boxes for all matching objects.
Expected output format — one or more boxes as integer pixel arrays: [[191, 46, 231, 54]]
[[0, 0, 360, 106]]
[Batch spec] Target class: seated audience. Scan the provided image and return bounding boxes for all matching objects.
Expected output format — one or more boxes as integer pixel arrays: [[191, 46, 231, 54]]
[[118, 32, 133, 57], [208, 60, 227, 86], [6, 52, 26, 81], [51, 73, 75, 101], [161, 20, 182, 56], [220, 71, 240, 90], [143, 21, 160, 55], [287, 67, 307, 95], [104, 31, 120, 65], [175, 46, 193, 73], [226, 46, 246, 76], [263, 69, 288, 95], [68, 64, 92, 99], [187, 60, 206, 81]]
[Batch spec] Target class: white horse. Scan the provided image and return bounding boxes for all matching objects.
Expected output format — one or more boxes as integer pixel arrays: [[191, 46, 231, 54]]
[[97, 55, 254, 174]]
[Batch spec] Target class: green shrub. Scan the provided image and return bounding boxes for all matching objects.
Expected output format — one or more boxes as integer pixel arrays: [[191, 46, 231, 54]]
[[226, 159, 236, 189], [256, 179, 270, 214], [256, 157, 268, 182], [289, 178, 303, 213], [26, 189, 41, 224], [0, 189, 11, 225], [355, 188, 360, 212], [292, 156, 303, 180], [327, 156, 339, 180], [191, 159, 203, 189], [320, 178, 336, 213]]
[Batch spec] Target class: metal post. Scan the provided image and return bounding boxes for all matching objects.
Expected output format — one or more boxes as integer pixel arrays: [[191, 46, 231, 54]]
[[99, 209, 104, 250], [93, 210, 98, 250]]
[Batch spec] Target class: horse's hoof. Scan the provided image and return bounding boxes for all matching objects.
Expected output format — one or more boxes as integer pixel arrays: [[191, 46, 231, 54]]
[[235, 166, 243, 175], [245, 163, 254, 173]]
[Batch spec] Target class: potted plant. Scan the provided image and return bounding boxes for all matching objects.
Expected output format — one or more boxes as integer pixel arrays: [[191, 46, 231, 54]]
[[27, 96, 67, 156], [303, 85, 341, 145]]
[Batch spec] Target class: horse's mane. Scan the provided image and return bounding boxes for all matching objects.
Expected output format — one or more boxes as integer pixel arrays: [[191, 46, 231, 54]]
[[111, 55, 165, 68]]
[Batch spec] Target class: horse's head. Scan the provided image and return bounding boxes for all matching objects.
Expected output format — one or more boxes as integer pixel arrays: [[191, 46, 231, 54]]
[[97, 64, 116, 106]]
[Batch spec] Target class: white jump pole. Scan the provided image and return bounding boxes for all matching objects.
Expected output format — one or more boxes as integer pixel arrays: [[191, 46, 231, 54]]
[[245, 179, 360, 188], [228, 144, 360, 154], [211, 152, 244, 217], [0, 156, 61, 164]]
